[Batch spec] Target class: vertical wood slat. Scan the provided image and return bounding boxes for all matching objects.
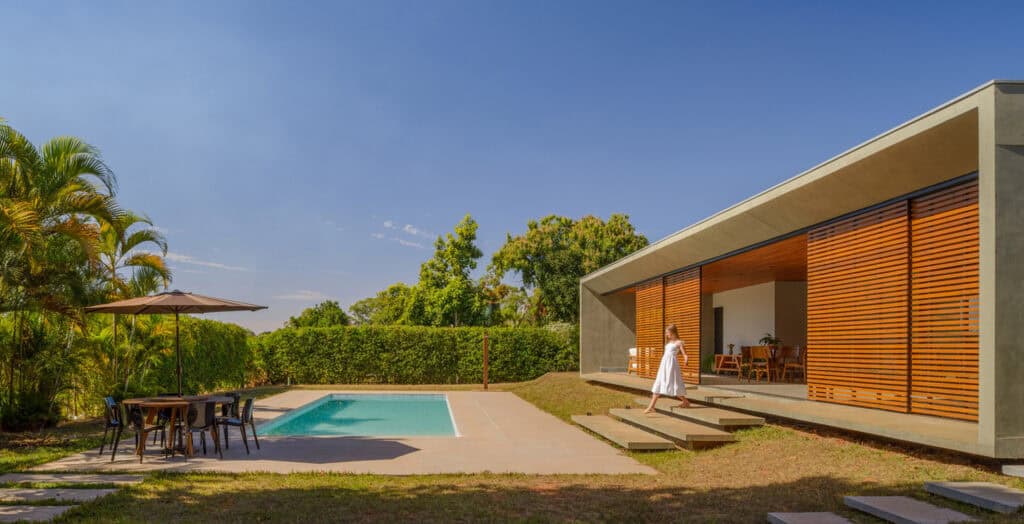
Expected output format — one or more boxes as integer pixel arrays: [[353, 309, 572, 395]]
[[664, 268, 702, 384], [910, 180, 979, 421], [635, 278, 664, 379], [807, 200, 910, 412]]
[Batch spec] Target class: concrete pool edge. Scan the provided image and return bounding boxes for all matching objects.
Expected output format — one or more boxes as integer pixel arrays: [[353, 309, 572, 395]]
[[256, 392, 461, 438]]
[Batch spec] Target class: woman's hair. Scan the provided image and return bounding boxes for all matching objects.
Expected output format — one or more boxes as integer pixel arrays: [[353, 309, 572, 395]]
[[665, 323, 679, 338]]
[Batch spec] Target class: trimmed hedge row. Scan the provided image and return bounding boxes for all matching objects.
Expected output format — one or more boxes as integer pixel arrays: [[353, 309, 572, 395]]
[[251, 325, 578, 385]]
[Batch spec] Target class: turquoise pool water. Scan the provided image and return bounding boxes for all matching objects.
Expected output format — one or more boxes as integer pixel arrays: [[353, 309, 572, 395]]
[[259, 394, 457, 437]]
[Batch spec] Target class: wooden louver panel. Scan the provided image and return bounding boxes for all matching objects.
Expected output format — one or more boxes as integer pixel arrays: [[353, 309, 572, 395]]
[[807, 201, 910, 412], [664, 268, 702, 384], [910, 181, 979, 421], [635, 277, 664, 379]]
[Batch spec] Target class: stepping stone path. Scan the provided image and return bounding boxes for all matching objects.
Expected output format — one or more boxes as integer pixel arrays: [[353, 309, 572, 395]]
[[609, 408, 735, 449], [1002, 464, 1024, 478], [924, 481, 1024, 514], [0, 473, 143, 522], [767, 512, 853, 524], [633, 398, 765, 430], [844, 495, 977, 524], [571, 415, 675, 450]]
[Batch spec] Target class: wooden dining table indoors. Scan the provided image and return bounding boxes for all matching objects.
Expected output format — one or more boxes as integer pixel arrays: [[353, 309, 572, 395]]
[[122, 395, 235, 458]]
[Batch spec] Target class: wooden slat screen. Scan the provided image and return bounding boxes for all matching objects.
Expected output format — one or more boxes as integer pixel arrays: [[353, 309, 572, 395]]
[[664, 268, 702, 384], [910, 181, 979, 421], [635, 277, 664, 379], [807, 201, 910, 412]]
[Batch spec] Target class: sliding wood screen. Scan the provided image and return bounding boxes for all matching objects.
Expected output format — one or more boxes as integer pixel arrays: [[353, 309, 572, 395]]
[[909, 180, 979, 421], [635, 277, 664, 378], [807, 201, 910, 412], [664, 268, 702, 384]]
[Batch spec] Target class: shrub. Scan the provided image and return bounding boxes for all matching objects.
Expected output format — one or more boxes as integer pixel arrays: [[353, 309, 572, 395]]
[[251, 325, 578, 385]]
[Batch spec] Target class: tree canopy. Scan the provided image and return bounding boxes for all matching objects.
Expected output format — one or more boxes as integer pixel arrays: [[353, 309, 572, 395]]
[[286, 300, 351, 328]]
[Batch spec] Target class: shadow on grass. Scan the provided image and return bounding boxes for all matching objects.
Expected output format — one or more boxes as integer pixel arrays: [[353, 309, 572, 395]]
[[56, 474, 1011, 523]]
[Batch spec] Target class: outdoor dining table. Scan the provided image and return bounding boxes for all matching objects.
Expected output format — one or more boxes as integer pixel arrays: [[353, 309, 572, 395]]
[[122, 395, 235, 458]]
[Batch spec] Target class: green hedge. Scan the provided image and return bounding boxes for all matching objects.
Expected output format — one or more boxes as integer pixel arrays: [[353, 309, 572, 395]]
[[148, 317, 254, 395], [251, 325, 578, 385]]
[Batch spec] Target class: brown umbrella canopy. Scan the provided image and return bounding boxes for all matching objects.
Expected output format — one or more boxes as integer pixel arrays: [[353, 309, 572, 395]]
[[85, 290, 267, 395]]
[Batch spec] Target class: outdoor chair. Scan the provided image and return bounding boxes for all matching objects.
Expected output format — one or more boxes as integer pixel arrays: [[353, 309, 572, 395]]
[[127, 405, 164, 463], [217, 398, 259, 454], [627, 347, 638, 375], [782, 347, 806, 382], [219, 391, 241, 449], [98, 397, 126, 461], [739, 346, 752, 379], [186, 401, 223, 459], [747, 346, 772, 382], [153, 392, 180, 447]]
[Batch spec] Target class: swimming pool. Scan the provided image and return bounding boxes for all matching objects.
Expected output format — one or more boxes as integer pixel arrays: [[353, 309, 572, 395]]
[[258, 394, 458, 437]]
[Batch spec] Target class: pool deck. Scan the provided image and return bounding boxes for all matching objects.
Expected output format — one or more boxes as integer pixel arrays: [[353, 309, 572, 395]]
[[34, 390, 655, 475]]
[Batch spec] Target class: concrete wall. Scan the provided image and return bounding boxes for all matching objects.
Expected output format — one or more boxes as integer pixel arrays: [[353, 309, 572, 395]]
[[775, 281, 808, 349], [579, 285, 635, 374], [979, 83, 1024, 458], [712, 282, 776, 349]]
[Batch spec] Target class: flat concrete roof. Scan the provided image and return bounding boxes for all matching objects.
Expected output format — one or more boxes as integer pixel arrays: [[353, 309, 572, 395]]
[[582, 80, 1024, 295]]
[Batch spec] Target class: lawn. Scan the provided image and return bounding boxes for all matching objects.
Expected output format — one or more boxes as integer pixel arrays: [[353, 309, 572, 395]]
[[3, 373, 1021, 522]]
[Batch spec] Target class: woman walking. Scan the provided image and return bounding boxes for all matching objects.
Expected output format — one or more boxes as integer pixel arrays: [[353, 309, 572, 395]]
[[643, 323, 691, 413]]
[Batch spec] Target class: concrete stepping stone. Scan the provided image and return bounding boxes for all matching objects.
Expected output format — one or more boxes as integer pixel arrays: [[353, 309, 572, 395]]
[[609, 408, 735, 449], [0, 505, 74, 522], [634, 398, 765, 430], [0, 473, 142, 486], [1002, 464, 1024, 478], [0, 487, 117, 503], [844, 495, 977, 524], [767, 512, 853, 524], [571, 415, 676, 450], [925, 481, 1024, 514]]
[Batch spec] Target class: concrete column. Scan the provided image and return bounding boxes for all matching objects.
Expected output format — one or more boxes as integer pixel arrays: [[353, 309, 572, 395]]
[[579, 284, 636, 374], [979, 83, 1024, 458]]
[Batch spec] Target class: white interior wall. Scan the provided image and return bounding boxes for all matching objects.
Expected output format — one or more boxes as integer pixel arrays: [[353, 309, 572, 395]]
[[712, 282, 776, 350]]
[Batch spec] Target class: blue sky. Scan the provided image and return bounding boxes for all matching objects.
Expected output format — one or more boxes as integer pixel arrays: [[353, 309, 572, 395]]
[[3, 1, 1022, 332]]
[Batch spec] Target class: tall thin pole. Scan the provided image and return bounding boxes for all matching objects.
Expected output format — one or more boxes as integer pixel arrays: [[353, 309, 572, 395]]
[[482, 331, 489, 390], [175, 311, 182, 396]]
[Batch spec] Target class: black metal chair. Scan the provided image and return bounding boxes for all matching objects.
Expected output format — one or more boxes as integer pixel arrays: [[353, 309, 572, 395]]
[[98, 397, 126, 462], [219, 392, 241, 449], [186, 401, 222, 459], [153, 392, 180, 447], [217, 398, 259, 454], [126, 405, 163, 463]]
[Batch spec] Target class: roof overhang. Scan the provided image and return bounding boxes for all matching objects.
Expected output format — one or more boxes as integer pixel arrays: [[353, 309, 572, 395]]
[[581, 81, 1007, 295]]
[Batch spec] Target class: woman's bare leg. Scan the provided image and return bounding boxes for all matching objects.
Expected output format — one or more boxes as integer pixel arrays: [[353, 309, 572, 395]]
[[674, 396, 691, 409], [644, 394, 661, 413]]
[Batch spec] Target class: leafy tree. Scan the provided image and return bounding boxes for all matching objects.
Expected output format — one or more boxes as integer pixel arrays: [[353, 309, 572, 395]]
[[406, 214, 484, 326], [348, 283, 413, 325], [97, 211, 170, 299], [286, 300, 351, 328], [490, 214, 648, 323]]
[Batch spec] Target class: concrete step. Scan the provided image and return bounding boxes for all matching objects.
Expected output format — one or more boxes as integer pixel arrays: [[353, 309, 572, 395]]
[[0, 473, 143, 486], [1001, 464, 1024, 478], [571, 415, 676, 451], [608, 408, 735, 449], [844, 496, 977, 524], [634, 398, 764, 430], [0, 505, 74, 522], [0, 488, 118, 503], [767, 512, 853, 524], [688, 389, 744, 402], [924, 481, 1024, 514]]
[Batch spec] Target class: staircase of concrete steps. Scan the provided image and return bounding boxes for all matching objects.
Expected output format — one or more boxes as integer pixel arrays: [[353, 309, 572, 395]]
[[0, 473, 143, 522], [607, 408, 735, 449], [768, 480, 1024, 523], [632, 398, 765, 431]]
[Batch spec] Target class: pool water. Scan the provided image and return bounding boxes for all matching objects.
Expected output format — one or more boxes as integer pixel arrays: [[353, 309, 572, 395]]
[[258, 394, 457, 437]]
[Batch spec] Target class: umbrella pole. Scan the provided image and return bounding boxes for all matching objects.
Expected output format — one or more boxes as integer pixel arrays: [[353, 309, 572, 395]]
[[175, 311, 182, 396]]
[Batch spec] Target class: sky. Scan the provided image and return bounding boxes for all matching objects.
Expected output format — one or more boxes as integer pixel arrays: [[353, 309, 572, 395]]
[[3, 1, 1023, 332]]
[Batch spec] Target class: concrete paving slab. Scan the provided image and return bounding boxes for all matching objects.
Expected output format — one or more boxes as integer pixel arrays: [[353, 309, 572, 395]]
[[925, 481, 1024, 514], [571, 415, 675, 450], [0, 505, 74, 522], [1002, 464, 1024, 478], [634, 398, 765, 430], [844, 496, 977, 524], [33, 391, 656, 475], [767, 512, 853, 524], [0, 473, 143, 485], [0, 488, 117, 503], [609, 408, 735, 448]]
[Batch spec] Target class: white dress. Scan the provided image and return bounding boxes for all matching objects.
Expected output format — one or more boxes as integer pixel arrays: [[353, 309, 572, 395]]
[[651, 341, 686, 396]]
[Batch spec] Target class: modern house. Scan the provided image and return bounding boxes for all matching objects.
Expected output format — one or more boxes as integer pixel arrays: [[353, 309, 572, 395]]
[[579, 80, 1024, 459]]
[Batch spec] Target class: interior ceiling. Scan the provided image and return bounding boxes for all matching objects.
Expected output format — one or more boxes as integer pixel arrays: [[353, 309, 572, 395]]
[[700, 234, 808, 294]]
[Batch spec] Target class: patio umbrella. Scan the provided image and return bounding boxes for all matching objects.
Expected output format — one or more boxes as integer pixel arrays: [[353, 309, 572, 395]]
[[85, 290, 267, 396]]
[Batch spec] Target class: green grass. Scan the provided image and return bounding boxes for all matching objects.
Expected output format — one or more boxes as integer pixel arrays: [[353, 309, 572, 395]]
[[0, 417, 106, 474], [5, 373, 1023, 522]]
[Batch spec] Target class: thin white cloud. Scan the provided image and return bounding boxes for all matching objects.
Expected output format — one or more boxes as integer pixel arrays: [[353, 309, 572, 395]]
[[383, 220, 396, 229], [274, 290, 332, 301], [396, 238, 425, 249], [370, 232, 386, 239], [164, 252, 248, 271], [402, 224, 433, 238]]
